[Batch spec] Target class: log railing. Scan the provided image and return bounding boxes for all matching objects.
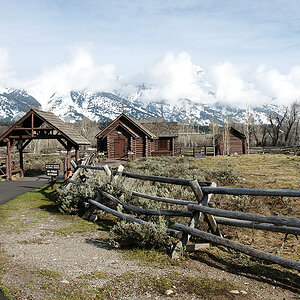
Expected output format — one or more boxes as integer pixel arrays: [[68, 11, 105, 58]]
[[63, 163, 300, 271]]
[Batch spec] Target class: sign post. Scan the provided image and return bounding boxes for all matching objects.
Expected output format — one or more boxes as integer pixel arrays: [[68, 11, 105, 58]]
[[45, 164, 60, 190]]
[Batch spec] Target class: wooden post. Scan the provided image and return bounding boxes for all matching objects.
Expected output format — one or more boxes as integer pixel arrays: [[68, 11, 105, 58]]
[[190, 181, 221, 236], [75, 147, 80, 162], [104, 164, 112, 177], [64, 157, 67, 180], [6, 140, 11, 180], [19, 148, 24, 178], [51, 176, 57, 190], [66, 145, 72, 179], [171, 180, 219, 258], [172, 137, 175, 156], [145, 137, 148, 157], [31, 112, 34, 137], [18, 140, 24, 178]]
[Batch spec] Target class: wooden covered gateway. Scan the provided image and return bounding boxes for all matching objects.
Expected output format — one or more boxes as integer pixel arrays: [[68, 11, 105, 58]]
[[96, 113, 179, 159], [0, 108, 90, 180]]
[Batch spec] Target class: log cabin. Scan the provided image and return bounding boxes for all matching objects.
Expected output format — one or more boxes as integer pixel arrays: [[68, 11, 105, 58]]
[[96, 113, 179, 159], [215, 127, 247, 155]]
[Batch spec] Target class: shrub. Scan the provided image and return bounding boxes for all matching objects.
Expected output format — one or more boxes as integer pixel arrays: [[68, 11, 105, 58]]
[[110, 221, 172, 250], [56, 177, 101, 214], [206, 167, 239, 185], [216, 195, 265, 213], [56, 188, 81, 214]]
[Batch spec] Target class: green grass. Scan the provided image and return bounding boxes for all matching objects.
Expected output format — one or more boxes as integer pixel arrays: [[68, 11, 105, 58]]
[[55, 217, 100, 234], [122, 271, 238, 298], [32, 268, 62, 279], [0, 183, 61, 212], [0, 183, 63, 233], [123, 248, 183, 268], [79, 270, 108, 280], [0, 285, 17, 300]]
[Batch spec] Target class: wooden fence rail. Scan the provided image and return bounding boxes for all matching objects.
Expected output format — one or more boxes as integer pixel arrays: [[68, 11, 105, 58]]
[[188, 204, 300, 228], [214, 217, 300, 235], [77, 165, 211, 186], [77, 164, 300, 197], [85, 197, 181, 238], [99, 189, 193, 217], [63, 163, 300, 271], [172, 223, 300, 271], [132, 191, 196, 206]]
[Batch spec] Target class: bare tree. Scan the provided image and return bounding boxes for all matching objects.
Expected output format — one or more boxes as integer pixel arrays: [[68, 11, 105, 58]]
[[243, 107, 256, 153], [283, 102, 299, 146], [223, 116, 230, 155], [267, 109, 288, 146]]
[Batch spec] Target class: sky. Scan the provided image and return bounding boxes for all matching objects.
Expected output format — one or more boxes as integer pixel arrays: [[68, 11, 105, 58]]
[[0, 0, 300, 107]]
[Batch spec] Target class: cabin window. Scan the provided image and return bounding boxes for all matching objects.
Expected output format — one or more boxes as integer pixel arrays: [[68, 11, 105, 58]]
[[158, 139, 168, 150]]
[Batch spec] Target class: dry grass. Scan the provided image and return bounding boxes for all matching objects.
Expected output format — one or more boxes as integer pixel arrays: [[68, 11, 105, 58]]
[[124, 154, 300, 261]]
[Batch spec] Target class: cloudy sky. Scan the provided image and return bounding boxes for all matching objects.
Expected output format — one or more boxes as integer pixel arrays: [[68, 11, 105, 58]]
[[0, 0, 300, 107]]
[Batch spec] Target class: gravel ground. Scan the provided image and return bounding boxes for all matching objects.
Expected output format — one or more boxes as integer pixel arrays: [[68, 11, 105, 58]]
[[0, 207, 299, 299]]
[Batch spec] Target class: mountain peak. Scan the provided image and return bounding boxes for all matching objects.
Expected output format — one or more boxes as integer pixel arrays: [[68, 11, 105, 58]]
[[0, 86, 278, 124]]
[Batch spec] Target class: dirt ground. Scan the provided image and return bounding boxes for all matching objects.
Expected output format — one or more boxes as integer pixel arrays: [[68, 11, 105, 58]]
[[0, 198, 299, 299]]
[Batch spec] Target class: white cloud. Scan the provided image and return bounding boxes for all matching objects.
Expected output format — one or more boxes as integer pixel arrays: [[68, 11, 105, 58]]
[[253, 65, 300, 105], [2, 47, 300, 109], [24, 46, 120, 106], [207, 62, 268, 107], [129, 52, 214, 105]]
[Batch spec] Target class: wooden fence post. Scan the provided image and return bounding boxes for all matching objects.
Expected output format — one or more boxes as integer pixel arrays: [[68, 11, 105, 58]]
[[171, 180, 219, 258]]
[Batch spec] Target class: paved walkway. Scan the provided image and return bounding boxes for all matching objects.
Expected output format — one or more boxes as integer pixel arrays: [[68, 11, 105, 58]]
[[0, 175, 52, 206]]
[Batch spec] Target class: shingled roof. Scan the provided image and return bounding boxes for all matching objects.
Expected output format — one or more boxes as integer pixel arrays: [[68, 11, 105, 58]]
[[32, 109, 90, 145], [0, 126, 8, 135], [0, 109, 90, 146], [214, 127, 246, 140], [96, 113, 156, 139], [140, 121, 179, 137]]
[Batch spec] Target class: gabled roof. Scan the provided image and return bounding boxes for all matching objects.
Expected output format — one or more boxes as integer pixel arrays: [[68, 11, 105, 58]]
[[0, 126, 8, 135], [215, 126, 246, 140], [32, 109, 90, 145], [103, 120, 140, 138], [140, 121, 179, 137], [0, 109, 90, 146], [96, 113, 156, 139]]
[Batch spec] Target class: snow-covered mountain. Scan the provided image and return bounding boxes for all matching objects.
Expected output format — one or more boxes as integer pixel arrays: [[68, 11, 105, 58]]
[[0, 86, 275, 124], [0, 87, 41, 121]]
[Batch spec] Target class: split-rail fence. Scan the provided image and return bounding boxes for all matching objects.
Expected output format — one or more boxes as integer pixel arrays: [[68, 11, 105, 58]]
[[62, 161, 300, 272]]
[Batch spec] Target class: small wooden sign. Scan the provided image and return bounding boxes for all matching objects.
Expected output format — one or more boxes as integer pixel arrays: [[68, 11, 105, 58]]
[[45, 164, 60, 170], [46, 169, 59, 177], [45, 164, 60, 190]]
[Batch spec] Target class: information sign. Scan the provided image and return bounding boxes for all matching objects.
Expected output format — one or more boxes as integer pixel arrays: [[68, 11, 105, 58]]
[[45, 164, 60, 170], [46, 169, 59, 176]]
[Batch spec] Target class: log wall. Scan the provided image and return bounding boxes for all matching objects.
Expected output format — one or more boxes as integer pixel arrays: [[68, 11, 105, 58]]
[[107, 129, 128, 158], [217, 133, 246, 155]]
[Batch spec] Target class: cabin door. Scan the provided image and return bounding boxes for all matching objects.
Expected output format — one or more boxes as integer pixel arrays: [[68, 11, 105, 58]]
[[114, 138, 126, 158]]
